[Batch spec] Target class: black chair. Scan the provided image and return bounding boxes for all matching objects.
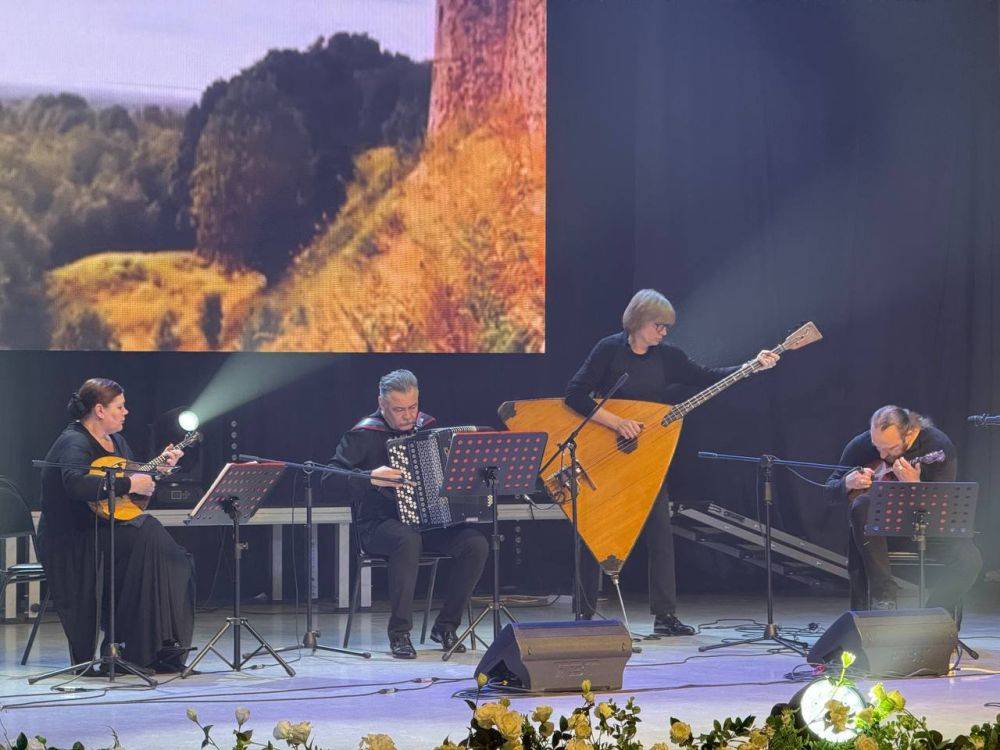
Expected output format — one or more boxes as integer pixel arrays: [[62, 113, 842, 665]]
[[0, 478, 50, 664], [342, 504, 476, 650]]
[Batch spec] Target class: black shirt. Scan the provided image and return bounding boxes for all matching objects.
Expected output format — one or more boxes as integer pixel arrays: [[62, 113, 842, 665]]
[[325, 410, 437, 538], [39, 422, 135, 535], [565, 331, 740, 416], [824, 424, 957, 502]]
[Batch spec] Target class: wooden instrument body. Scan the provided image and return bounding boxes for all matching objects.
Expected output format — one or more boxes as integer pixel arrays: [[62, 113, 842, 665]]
[[87, 455, 147, 522], [499, 397, 680, 574], [846, 449, 945, 502]]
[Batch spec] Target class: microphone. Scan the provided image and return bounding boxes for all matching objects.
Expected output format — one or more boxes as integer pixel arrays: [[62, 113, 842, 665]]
[[968, 414, 1000, 427], [697, 451, 720, 460]]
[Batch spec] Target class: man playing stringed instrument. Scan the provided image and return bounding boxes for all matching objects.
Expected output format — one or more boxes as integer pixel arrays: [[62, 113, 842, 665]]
[[565, 289, 779, 636], [37, 378, 196, 673], [826, 405, 982, 613]]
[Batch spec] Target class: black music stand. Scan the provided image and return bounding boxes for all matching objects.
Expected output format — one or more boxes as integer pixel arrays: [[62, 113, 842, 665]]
[[182, 462, 295, 677], [236, 454, 371, 661], [28, 459, 160, 686], [866, 481, 978, 601], [441, 431, 546, 661]]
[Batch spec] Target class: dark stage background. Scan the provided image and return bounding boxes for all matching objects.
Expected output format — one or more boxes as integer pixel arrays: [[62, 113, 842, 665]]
[[2, 0, 998, 607]]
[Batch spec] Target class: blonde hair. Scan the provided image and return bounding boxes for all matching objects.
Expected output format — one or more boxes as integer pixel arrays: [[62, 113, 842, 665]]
[[622, 289, 676, 335], [870, 405, 933, 434]]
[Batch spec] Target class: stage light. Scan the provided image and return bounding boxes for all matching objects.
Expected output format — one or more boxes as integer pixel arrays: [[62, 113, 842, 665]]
[[781, 678, 866, 742], [178, 410, 200, 432]]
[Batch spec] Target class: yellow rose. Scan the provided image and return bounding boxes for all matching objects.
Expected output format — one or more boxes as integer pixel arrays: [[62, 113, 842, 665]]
[[186, 708, 199, 723], [532, 705, 553, 723], [476, 672, 489, 688], [289, 721, 313, 746], [497, 711, 524, 740], [539, 721, 554, 738], [359, 735, 396, 750], [235, 707, 250, 727], [651, 744, 670, 750], [499, 697, 511, 708], [583, 691, 596, 704], [581, 679, 592, 693], [670, 720, 693, 744], [855, 734, 878, 750], [748, 729, 768, 750], [273, 720, 293, 741], [869, 683, 888, 703], [855, 707, 874, 725], [886, 690, 906, 711], [565, 740, 592, 750], [597, 702, 614, 720], [502, 741, 523, 750], [568, 712, 592, 739], [475, 703, 502, 728]]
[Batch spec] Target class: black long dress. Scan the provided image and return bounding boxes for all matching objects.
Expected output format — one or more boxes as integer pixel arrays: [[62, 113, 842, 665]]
[[37, 422, 195, 669]]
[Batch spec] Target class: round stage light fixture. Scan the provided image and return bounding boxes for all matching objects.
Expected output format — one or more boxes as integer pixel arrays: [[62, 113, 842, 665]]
[[786, 679, 866, 742], [178, 410, 200, 432]]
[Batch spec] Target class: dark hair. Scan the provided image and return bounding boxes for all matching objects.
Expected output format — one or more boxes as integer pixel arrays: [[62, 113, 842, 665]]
[[67, 378, 124, 419], [870, 405, 933, 434]]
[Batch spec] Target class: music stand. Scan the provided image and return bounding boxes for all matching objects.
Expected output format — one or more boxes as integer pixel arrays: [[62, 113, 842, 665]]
[[28, 458, 160, 686], [866, 481, 979, 660], [441, 431, 546, 661], [181, 462, 295, 677], [865, 481, 978, 604]]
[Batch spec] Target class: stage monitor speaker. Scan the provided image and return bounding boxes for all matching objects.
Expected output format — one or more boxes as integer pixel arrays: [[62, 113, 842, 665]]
[[807, 609, 957, 677], [474, 620, 631, 692]]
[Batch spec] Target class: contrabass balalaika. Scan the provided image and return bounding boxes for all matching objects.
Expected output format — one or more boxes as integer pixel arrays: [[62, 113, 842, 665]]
[[387, 426, 491, 529]]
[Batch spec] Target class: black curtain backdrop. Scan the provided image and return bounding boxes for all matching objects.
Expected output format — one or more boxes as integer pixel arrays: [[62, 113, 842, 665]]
[[1, 0, 997, 605]]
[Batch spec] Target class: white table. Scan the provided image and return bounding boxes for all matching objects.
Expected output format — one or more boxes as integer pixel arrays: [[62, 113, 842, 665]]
[[17, 504, 566, 617]]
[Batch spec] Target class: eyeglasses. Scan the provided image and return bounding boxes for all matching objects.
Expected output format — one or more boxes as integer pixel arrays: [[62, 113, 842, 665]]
[[652, 322, 672, 334]]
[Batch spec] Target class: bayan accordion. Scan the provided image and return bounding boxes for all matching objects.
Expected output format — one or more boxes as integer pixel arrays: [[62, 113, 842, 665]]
[[387, 426, 490, 530]]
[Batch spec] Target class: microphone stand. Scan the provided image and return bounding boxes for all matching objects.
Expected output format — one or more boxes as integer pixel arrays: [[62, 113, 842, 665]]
[[238, 454, 404, 660], [28, 458, 160, 685], [968, 414, 1000, 427], [696, 451, 855, 656], [539, 373, 629, 622]]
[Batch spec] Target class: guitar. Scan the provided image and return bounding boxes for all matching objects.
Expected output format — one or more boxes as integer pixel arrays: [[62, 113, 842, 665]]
[[88, 430, 203, 521], [846, 449, 946, 501], [498, 322, 823, 574]]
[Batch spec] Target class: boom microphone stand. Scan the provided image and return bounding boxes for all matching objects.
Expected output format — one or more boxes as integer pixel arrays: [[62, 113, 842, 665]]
[[28, 459, 160, 686], [239, 454, 412, 660], [696, 451, 855, 656], [537, 373, 629, 622]]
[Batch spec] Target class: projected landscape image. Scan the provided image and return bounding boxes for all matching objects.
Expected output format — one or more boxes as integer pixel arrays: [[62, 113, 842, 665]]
[[0, 0, 545, 352]]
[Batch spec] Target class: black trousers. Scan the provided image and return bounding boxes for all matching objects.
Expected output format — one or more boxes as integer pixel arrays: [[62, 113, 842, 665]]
[[362, 520, 489, 636], [849, 493, 982, 612], [579, 486, 676, 618]]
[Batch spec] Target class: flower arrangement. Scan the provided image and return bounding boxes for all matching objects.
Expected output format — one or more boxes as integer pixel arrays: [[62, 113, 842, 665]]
[[4, 664, 1000, 750]]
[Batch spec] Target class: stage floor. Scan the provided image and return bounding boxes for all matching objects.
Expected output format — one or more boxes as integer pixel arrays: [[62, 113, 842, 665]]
[[0, 595, 996, 749]]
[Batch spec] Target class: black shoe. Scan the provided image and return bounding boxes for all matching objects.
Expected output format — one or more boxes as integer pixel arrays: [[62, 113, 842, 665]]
[[653, 614, 696, 636], [430, 624, 466, 654], [389, 632, 417, 659]]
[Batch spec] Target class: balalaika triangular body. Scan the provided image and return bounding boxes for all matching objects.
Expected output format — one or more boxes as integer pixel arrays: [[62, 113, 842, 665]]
[[499, 397, 681, 573], [498, 321, 823, 575]]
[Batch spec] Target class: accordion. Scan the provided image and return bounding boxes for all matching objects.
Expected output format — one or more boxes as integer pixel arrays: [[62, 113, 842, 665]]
[[387, 426, 490, 530]]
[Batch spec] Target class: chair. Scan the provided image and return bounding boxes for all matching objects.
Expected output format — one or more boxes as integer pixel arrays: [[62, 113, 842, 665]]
[[0, 478, 50, 664], [342, 503, 476, 650]]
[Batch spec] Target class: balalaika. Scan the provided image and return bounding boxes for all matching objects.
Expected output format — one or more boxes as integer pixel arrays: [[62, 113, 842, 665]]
[[499, 322, 823, 574], [387, 426, 491, 530]]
